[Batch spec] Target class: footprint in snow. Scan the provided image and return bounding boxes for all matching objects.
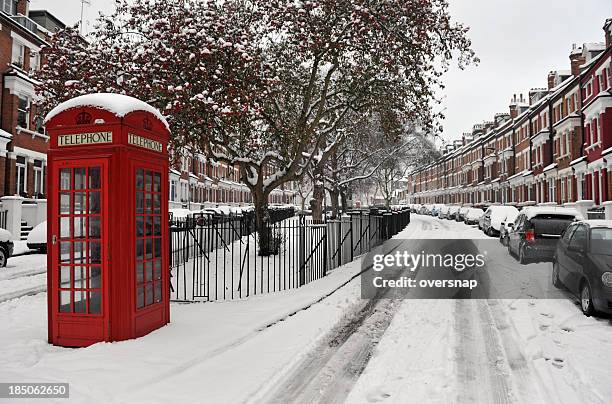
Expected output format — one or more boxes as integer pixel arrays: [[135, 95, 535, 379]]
[[366, 387, 392, 402], [551, 358, 565, 369]]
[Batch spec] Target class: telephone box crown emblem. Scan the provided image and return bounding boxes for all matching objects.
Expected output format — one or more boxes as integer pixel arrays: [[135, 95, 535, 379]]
[[143, 118, 152, 131], [76, 112, 92, 125]]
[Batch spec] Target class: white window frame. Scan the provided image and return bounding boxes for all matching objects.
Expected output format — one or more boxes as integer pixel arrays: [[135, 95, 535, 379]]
[[597, 115, 602, 144], [11, 41, 25, 68], [16, 156, 27, 195], [33, 160, 44, 196], [2, 0, 16, 15], [17, 95, 30, 129]]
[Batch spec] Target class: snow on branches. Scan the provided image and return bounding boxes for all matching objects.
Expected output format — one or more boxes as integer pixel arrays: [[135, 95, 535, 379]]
[[35, 0, 475, 221]]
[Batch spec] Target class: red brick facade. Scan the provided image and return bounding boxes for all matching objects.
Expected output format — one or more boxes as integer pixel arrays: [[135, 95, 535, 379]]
[[408, 19, 612, 210]]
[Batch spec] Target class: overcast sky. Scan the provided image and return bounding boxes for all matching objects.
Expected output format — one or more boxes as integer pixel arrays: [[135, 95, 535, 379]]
[[31, 0, 612, 145]]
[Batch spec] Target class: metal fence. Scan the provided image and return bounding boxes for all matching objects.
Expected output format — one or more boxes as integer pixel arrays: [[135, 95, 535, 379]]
[[169, 208, 410, 302], [587, 209, 605, 220]]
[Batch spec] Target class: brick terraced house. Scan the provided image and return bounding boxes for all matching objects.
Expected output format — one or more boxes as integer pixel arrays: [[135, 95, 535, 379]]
[[0, 0, 63, 199], [407, 18, 612, 219]]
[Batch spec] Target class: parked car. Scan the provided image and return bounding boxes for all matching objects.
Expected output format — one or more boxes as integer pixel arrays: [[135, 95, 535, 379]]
[[431, 204, 445, 217], [0, 228, 14, 267], [456, 205, 471, 222], [464, 207, 485, 225], [447, 205, 461, 220], [499, 209, 521, 246], [508, 207, 583, 264], [482, 206, 519, 237], [27, 221, 47, 253], [439, 205, 453, 219], [552, 220, 612, 316]]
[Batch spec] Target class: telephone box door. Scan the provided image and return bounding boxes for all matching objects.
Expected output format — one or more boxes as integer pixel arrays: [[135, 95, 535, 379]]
[[50, 159, 109, 345]]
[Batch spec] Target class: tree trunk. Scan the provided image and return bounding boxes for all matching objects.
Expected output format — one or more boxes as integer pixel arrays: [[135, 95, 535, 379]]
[[312, 167, 324, 222], [340, 190, 348, 212], [329, 188, 340, 219], [253, 190, 273, 256]]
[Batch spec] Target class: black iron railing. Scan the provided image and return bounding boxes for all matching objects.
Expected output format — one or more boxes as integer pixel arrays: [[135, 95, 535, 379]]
[[169, 208, 410, 302]]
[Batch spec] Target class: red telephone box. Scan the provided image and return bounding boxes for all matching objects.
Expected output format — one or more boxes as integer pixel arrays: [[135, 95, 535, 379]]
[[45, 94, 170, 347]]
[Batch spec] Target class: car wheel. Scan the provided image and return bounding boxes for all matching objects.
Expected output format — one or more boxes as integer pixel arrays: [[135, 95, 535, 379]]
[[0, 248, 6, 268], [580, 281, 596, 317], [552, 262, 563, 289], [519, 245, 528, 265]]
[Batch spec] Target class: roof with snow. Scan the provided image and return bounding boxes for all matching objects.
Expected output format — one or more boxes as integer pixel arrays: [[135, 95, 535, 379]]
[[522, 206, 583, 220], [578, 220, 612, 228], [44, 93, 170, 131]]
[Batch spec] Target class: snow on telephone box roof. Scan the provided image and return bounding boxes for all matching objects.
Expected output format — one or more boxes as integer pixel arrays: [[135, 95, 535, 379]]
[[44, 93, 170, 132]]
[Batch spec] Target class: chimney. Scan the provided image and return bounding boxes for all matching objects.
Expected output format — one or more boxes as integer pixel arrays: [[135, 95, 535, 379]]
[[605, 18, 612, 48], [509, 94, 519, 119], [547, 71, 556, 90], [16, 0, 29, 16], [569, 44, 586, 76]]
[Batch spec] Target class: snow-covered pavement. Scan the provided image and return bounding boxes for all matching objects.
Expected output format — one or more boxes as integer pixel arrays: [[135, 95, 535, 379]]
[[1, 214, 611, 403], [0, 253, 47, 303]]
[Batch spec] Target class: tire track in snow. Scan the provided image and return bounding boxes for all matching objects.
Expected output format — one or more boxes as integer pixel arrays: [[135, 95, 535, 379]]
[[454, 299, 512, 404]]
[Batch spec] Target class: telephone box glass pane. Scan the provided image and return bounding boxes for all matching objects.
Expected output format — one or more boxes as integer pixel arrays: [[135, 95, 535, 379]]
[[60, 217, 70, 239], [74, 266, 87, 289], [154, 216, 161, 236], [59, 266, 71, 288], [73, 241, 86, 263], [60, 193, 71, 214], [145, 262, 153, 282], [60, 169, 71, 190], [74, 168, 86, 190], [153, 194, 161, 213], [136, 262, 144, 283], [89, 167, 100, 189], [146, 216, 153, 236], [145, 172, 152, 192], [145, 283, 154, 305], [59, 291, 71, 312], [136, 216, 144, 237], [136, 239, 144, 261], [154, 238, 161, 258], [154, 282, 162, 303], [145, 193, 152, 213], [89, 292, 102, 314], [153, 260, 161, 280], [74, 192, 86, 214], [145, 239, 152, 259], [74, 217, 86, 238], [74, 290, 87, 313], [89, 242, 101, 264], [60, 242, 71, 263], [136, 193, 144, 214], [90, 267, 101, 289], [89, 192, 100, 214], [136, 287, 144, 308], [89, 291, 101, 314], [136, 169, 144, 190], [153, 173, 161, 192], [89, 217, 101, 238]]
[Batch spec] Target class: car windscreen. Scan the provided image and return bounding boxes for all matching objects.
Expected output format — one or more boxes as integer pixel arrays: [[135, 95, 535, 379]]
[[591, 228, 612, 256], [529, 215, 575, 236]]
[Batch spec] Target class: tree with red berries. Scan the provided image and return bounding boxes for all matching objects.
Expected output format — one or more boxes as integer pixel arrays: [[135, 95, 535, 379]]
[[36, 0, 476, 254]]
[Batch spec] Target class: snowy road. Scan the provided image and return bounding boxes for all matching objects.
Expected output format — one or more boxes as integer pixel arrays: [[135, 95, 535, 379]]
[[345, 214, 612, 404]]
